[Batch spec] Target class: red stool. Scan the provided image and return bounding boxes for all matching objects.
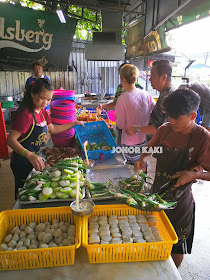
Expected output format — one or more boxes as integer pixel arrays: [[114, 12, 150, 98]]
[[0, 104, 10, 159]]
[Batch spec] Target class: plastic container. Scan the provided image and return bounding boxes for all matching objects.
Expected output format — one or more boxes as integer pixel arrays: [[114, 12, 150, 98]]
[[1, 101, 14, 108], [82, 204, 178, 264], [51, 116, 76, 125], [0, 207, 81, 270], [53, 89, 75, 101], [107, 110, 116, 125], [51, 135, 76, 147], [107, 110, 116, 122], [51, 100, 76, 112], [74, 121, 117, 160], [50, 99, 76, 147]]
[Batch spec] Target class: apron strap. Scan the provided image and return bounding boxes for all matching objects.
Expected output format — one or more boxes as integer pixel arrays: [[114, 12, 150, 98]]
[[41, 110, 48, 133], [19, 118, 35, 143]]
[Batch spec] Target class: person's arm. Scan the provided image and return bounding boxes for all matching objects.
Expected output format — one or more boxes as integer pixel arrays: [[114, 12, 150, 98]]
[[173, 170, 210, 187], [6, 130, 45, 171], [126, 124, 157, 136], [134, 128, 162, 173], [173, 130, 210, 186], [48, 121, 84, 134], [99, 102, 116, 111], [99, 84, 122, 111]]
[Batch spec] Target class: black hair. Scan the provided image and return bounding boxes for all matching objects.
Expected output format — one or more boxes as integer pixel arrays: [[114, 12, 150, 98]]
[[17, 78, 53, 122], [32, 61, 43, 68], [163, 88, 200, 119], [152, 60, 172, 82]]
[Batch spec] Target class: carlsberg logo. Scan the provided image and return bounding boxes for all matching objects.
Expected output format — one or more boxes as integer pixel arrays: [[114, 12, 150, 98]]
[[0, 17, 53, 52]]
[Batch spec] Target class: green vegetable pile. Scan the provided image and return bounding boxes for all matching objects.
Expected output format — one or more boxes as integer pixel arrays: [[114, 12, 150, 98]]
[[109, 189, 177, 211], [85, 174, 177, 210], [118, 174, 147, 193], [85, 174, 148, 199], [18, 157, 87, 202], [85, 181, 112, 198], [108, 175, 177, 211], [86, 142, 112, 152]]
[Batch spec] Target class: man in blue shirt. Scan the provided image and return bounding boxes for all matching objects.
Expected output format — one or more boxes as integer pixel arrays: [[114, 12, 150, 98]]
[[25, 61, 52, 90]]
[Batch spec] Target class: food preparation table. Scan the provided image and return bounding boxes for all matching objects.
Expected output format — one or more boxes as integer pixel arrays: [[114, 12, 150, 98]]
[[0, 246, 182, 280], [10, 155, 182, 280]]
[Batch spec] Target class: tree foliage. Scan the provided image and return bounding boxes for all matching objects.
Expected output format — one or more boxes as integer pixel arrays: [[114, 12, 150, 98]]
[[68, 6, 101, 41], [4, 0, 126, 43]]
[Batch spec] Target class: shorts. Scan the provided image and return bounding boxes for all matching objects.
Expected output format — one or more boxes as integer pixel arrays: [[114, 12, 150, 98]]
[[122, 141, 146, 164], [171, 202, 195, 254], [116, 126, 122, 146]]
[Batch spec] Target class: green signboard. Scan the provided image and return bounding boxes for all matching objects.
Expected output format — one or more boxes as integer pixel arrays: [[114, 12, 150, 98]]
[[165, 0, 210, 31], [0, 4, 77, 69], [126, 17, 170, 58]]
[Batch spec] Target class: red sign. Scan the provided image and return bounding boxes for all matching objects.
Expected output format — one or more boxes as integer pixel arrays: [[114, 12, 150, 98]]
[[0, 104, 10, 159], [148, 60, 155, 68]]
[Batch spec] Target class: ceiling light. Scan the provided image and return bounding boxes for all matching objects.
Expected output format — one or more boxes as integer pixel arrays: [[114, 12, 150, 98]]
[[56, 10, 66, 23]]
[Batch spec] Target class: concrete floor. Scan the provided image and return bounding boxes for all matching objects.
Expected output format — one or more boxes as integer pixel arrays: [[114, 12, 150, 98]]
[[178, 180, 210, 280], [0, 159, 210, 279], [0, 159, 15, 211]]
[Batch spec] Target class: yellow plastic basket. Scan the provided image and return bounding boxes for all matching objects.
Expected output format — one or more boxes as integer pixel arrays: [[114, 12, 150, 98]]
[[0, 207, 81, 270], [82, 204, 178, 263]]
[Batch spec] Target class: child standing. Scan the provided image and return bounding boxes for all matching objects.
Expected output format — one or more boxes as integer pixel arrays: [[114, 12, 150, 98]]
[[7, 78, 84, 199]]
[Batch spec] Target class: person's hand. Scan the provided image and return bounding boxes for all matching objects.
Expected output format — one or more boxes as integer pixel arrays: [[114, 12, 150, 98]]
[[27, 153, 45, 171], [125, 125, 136, 136], [134, 160, 146, 173], [75, 121, 85, 127], [97, 105, 103, 110], [172, 171, 197, 187]]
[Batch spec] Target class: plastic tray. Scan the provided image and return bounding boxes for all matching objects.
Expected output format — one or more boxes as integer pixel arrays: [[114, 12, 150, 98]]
[[82, 204, 178, 263], [86, 164, 136, 201], [75, 121, 117, 160], [0, 207, 81, 270], [19, 169, 85, 205]]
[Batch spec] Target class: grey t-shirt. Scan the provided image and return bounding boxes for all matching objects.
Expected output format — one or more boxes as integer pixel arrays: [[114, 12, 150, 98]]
[[189, 84, 210, 128], [147, 86, 175, 141]]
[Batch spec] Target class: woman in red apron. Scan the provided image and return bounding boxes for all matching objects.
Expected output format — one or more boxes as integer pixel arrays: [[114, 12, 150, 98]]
[[7, 79, 84, 199], [135, 88, 210, 267]]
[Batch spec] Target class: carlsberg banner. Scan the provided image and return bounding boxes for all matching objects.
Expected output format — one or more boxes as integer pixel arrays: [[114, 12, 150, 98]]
[[0, 4, 77, 69]]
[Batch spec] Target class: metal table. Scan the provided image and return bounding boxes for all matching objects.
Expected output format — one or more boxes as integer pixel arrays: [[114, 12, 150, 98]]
[[11, 154, 182, 280]]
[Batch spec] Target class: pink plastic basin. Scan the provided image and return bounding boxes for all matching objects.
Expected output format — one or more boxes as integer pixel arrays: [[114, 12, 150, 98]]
[[108, 110, 116, 122]]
